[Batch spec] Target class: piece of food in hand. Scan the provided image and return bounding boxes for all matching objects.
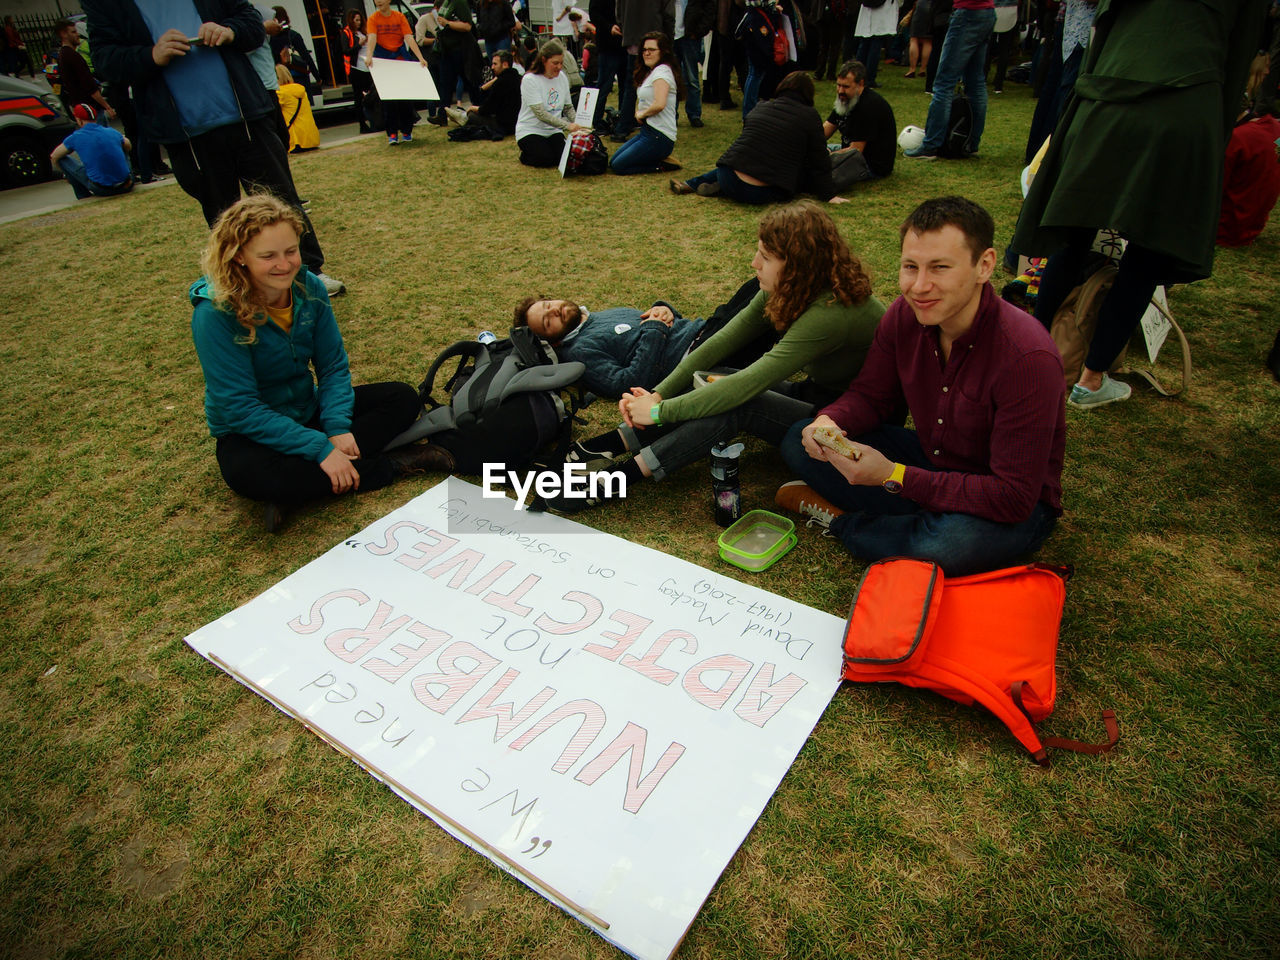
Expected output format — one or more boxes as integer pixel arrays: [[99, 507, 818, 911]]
[[813, 424, 861, 460]]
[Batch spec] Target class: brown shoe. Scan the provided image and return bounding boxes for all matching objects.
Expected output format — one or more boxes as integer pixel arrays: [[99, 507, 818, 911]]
[[669, 178, 694, 195], [695, 181, 720, 197], [775, 480, 844, 532], [658, 158, 682, 172], [387, 443, 455, 476]]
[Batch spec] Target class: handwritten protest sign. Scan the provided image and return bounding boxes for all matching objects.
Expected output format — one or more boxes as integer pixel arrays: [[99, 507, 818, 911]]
[[185, 479, 843, 960]]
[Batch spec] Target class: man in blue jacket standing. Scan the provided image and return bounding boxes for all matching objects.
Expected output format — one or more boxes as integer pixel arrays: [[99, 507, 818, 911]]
[[83, 0, 346, 295]]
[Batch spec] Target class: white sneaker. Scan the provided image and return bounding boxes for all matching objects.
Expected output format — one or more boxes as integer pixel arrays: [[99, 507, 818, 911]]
[[314, 272, 346, 297], [445, 106, 469, 126]]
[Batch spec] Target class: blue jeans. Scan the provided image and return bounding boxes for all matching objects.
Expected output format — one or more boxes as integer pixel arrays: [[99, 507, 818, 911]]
[[57, 155, 132, 200], [621, 389, 813, 481], [856, 35, 883, 85], [615, 52, 639, 136], [594, 47, 628, 128], [743, 56, 764, 118], [922, 7, 995, 153], [609, 124, 674, 174], [673, 35, 703, 121], [685, 166, 789, 204], [780, 420, 1057, 576]]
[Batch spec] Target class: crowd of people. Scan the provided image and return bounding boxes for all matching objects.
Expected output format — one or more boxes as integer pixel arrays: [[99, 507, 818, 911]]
[[35, 0, 1279, 571]]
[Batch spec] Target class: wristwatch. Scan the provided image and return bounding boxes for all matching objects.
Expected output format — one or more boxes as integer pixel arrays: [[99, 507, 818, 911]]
[[882, 462, 905, 494]]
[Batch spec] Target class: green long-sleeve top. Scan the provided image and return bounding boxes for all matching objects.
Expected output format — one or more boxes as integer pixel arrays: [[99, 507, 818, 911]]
[[653, 289, 885, 423]]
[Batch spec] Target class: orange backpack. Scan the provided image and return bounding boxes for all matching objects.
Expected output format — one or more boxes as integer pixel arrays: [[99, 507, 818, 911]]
[[842, 559, 1119, 766]]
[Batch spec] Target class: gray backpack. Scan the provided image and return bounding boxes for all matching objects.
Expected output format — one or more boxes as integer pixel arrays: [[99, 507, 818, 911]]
[[385, 327, 585, 473]]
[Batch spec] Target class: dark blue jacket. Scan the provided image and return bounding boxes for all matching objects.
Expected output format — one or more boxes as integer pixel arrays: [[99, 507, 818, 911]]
[[83, 0, 273, 144], [556, 304, 704, 398]]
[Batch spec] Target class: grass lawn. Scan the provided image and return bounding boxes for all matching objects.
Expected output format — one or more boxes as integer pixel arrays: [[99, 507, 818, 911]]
[[1, 68, 1278, 959]]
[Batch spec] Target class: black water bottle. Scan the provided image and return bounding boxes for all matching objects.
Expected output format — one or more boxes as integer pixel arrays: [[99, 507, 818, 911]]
[[710, 442, 744, 527]]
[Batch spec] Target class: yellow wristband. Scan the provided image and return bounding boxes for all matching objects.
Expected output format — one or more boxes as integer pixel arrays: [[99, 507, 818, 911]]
[[887, 462, 906, 485]]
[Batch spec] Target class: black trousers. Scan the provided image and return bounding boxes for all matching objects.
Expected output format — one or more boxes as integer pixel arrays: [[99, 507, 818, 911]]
[[214, 382, 420, 505], [518, 133, 565, 167], [165, 114, 326, 273]]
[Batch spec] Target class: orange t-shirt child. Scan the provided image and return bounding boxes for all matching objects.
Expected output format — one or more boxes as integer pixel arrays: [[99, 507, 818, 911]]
[[367, 10, 411, 55]]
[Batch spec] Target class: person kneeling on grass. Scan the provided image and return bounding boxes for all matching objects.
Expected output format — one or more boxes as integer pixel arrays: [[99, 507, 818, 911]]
[[609, 31, 682, 175], [191, 194, 452, 533], [775, 196, 1065, 576], [536, 201, 884, 513]]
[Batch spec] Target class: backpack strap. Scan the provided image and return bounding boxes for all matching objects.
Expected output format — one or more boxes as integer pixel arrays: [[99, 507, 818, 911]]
[[1011, 681, 1120, 762], [419, 341, 487, 406]]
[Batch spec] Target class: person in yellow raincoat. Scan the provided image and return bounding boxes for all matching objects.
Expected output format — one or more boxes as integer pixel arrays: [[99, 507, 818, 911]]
[[275, 57, 320, 152]]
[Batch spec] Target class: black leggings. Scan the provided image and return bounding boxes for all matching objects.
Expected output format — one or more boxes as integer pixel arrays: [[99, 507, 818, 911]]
[[1034, 232, 1168, 374], [518, 133, 566, 167], [214, 382, 419, 505]]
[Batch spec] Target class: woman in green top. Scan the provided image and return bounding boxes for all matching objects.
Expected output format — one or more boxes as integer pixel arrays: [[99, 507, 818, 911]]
[[546, 201, 884, 512]]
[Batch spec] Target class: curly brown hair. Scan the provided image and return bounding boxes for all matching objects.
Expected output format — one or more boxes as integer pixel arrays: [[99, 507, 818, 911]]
[[758, 201, 872, 331], [200, 193, 307, 344]]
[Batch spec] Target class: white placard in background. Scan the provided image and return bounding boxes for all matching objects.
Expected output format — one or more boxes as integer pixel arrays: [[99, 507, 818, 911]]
[[185, 478, 844, 960], [369, 57, 440, 101]]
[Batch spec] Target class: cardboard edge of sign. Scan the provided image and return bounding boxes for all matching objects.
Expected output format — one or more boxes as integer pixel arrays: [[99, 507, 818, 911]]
[[206, 651, 613, 932]]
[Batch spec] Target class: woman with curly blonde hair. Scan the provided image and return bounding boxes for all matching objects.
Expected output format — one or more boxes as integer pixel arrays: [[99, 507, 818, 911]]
[[539, 201, 884, 513], [191, 194, 451, 532]]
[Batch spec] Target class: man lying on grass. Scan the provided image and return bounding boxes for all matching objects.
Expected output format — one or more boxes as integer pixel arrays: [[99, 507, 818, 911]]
[[775, 195, 1067, 576], [513, 294, 704, 399]]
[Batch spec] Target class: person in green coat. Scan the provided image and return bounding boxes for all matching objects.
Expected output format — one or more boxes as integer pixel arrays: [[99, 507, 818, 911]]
[[1011, 0, 1269, 409], [540, 200, 885, 513]]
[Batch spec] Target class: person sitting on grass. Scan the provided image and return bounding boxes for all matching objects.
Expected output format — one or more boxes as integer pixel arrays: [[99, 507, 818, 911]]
[[447, 50, 523, 140], [775, 196, 1065, 576], [515, 39, 584, 167], [50, 103, 133, 201], [536, 201, 884, 512], [609, 31, 682, 175], [190, 194, 452, 533], [670, 71, 848, 204], [513, 294, 705, 398]]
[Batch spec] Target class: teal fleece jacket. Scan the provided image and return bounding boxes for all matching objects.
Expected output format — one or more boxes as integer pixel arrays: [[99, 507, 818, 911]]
[[190, 268, 355, 463]]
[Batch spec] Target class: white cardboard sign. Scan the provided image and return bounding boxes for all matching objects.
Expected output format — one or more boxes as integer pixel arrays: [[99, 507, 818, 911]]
[[559, 86, 600, 177], [185, 479, 843, 960], [369, 56, 440, 101]]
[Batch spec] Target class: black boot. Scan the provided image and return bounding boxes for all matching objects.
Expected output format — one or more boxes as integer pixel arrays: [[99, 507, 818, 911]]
[[387, 443, 456, 475]]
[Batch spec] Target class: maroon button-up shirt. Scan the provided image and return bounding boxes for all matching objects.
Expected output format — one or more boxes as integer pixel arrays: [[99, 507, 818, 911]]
[[819, 283, 1066, 523]]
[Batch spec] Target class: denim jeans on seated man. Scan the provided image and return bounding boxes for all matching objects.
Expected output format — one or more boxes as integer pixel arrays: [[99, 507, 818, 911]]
[[673, 34, 704, 122], [57, 154, 133, 200], [920, 7, 996, 153], [780, 419, 1057, 576]]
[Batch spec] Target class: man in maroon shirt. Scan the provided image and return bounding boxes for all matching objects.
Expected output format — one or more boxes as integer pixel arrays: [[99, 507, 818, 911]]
[[777, 196, 1067, 575], [55, 20, 115, 121]]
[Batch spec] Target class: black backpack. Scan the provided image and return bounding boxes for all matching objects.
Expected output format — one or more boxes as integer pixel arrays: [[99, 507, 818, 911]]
[[384, 327, 586, 474], [938, 92, 974, 159]]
